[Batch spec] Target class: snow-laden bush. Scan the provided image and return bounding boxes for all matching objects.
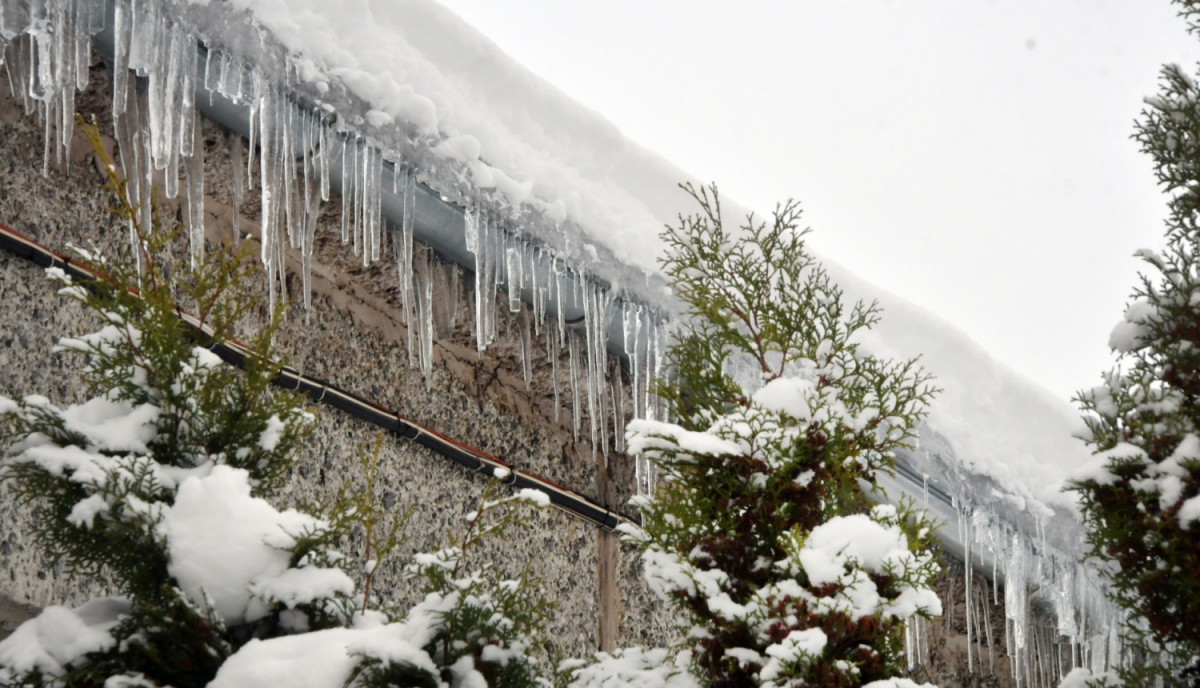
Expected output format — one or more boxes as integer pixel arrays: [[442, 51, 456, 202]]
[[1069, 3, 1200, 683], [0, 119, 553, 688], [612, 184, 941, 688]]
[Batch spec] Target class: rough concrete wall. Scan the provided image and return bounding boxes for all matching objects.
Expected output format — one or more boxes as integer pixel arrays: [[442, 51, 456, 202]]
[[0, 59, 674, 658]]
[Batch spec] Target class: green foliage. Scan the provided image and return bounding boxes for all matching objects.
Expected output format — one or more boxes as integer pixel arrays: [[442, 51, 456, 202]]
[[623, 184, 940, 688], [1070, 3, 1200, 683], [350, 479, 553, 688], [302, 433, 415, 620]]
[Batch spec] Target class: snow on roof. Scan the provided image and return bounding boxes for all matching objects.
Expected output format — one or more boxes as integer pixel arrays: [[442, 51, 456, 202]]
[[212, 0, 701, 282], [224, 0, 1092, 516]]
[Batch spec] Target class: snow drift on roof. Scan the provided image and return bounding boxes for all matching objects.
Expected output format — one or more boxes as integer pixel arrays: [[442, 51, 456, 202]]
[[204, 0, 1092, 514]]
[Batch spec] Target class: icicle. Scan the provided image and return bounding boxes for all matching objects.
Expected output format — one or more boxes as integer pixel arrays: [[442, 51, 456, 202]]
[[549, 326, 560, 422], [582, 283, 597, 454], [554, 259, 566, 348], [611, 360, 624, 454], [179, 36, 196, 159], [368, 144, 382, 263], [485, 212, 499, 348], [228, 131, 243, 242], [506, 244, 522, 313], [965, 510, 973, 673], [259, 84, 278, 311], [487, 221, 501, 344], [520, 309, 532, 390], [28, 1, 52, 103], [300, 109, 312, 246], [245, 70, 257, 192], [203, 45, 217, 96], [649, 316, 665, 421], [301, 117, 320, 314], [624, 302, 643, 420], [341, 134, 355, 246], [220, 54, 242, 101], [127, 0, 154, 77], [73, 0, 91, 93], [112, 52, 139, 267], [393, 166, 416, 365], [471, 203, 487, 352], [905, 619, 914, 672], [184, 115, 203, 269], [465, 203, 478, 252], [532, 247, 542, 335], [569, 332, 581, 442], [414, 247, 434, 387], [146, 16, 167, 170], [281, 98, 297, 251], [354, 137, 365, 262], [318, 116, 330, 201], [982, 585, 995, 675]]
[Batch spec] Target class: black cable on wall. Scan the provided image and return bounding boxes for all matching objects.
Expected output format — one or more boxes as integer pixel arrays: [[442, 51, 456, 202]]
[[0, 222, 635, 532]]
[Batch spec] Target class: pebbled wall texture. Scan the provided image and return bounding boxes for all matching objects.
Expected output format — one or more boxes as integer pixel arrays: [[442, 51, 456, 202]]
[[0, 60, 1056, 688]]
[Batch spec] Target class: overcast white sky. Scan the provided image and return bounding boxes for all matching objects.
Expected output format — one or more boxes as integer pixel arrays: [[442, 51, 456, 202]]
[[434, 0, 1200, 404]]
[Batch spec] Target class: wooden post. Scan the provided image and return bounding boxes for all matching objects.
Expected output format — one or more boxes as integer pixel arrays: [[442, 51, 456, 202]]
[[596, 450, 619, 652]]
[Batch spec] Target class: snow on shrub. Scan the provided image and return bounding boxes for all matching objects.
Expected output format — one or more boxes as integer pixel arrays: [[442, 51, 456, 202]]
[[615, 184, 941, 688]]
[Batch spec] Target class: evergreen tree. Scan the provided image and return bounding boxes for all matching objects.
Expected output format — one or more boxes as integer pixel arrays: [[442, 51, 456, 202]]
[[1070, 3, 1200, 684], [0, 118, 342, 688], [618, 184, 941, 688]]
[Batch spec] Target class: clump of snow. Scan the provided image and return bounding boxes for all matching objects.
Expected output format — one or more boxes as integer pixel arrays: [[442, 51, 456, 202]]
[[516, 488, 550, 507], [564, 647, 698, 688], [626, 419, 744, 461], [257, 414, 286, 451], [210, 616, 443, 688], [759, 629, 827, 683], [861, 680, 936, 688], [209, 627, 362, 688], [1056, 667, 1119, 688], [67, 493, 112, 529], [752, 377, 820, 421], [1068, 443, 1148, 487], [59, 396, 160, 453], [0, 598, 131, 679], [250, 566, 355, 610], [159, 465, 341, 624], [1179, 495, 1200, 530], [1108, 299, 1158, 353], [797, 507, 941, 620]]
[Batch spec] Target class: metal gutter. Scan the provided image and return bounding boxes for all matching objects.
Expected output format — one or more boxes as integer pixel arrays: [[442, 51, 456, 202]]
[[87, 0, 637, 360]]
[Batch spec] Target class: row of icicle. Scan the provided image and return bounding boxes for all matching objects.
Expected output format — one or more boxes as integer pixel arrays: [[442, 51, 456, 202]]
[[0, 0, 667, 489], [901, 485, 1126, 686]]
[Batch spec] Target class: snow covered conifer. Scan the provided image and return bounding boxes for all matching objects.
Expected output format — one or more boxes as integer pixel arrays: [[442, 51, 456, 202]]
[[0, 118, 350, 688], [620, 184, 941, 688], [1070, 3, 1200, 683]]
